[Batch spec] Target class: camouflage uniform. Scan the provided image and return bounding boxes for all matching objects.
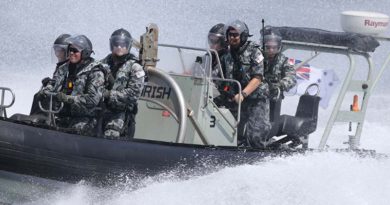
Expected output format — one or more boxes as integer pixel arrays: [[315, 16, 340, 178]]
[[264, 53, 297, 122], [264, 53, 296, 99], [222, 41, 271, 148], [44, 58, 106, 134], [211, 51, 227, 78], [101, 53, 145, 138]]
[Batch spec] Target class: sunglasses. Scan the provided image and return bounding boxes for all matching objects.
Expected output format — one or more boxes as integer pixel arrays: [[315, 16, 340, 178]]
[[228, 32, 240, 38], [69, 47, 80, 53]]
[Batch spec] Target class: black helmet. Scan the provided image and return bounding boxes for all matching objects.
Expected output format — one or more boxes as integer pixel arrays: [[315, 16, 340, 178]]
[[225, 20, 251, 45], [208, 23, 227, 51], [53, 34, 71, 61], [66, 35, 93, 59], [54, 34, 71, 45], [209, 23, 225, 35], [261, 27, 282, 55], [110, 28, 133, 51]]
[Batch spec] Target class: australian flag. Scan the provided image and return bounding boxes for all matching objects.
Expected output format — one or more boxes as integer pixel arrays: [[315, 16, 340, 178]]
[[287, 58, 339, 109]]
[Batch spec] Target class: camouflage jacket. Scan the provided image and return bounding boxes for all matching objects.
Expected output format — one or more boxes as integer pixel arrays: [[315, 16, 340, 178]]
[[222, 41, 268, 99], [264, 53, 296, 92], [211, 51, 228, 79], [45, 58, 107, 117], [101, 54, 145, 112]]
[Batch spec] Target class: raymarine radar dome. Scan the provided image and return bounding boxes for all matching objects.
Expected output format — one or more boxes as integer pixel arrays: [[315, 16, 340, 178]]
[[341, 11, 389, 35]]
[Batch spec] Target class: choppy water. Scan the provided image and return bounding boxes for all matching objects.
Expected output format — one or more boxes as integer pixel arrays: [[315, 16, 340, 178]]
[[1, 0, 390, 204]]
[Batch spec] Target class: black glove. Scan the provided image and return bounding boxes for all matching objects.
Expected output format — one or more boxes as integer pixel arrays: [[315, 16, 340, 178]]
[[56, 92, 74, 104], [270, 83, 282, 99], [38, 87, 50, 98], [103, 90, 110, 100], [41, 77, 52, 87]]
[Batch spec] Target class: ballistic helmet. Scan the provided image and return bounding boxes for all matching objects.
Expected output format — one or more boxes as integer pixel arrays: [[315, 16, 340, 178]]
[[261, 27, 282, 55], [225, 19, 251, 45], [208, 23, 227, 51], [110, 28, 133, 51], [53, 34, 71, 61], [66, 35, 93, 59], [54, 34, 71, 45]]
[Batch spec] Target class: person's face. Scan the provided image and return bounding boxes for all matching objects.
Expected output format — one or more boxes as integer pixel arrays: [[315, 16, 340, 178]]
[[228, 29, 241, 48], [112, 43, 129, 57], [53, 45, 67, 62], [111, 37, 130, 57], [265, 41, 280, 58], [68, 46, 82, 64]]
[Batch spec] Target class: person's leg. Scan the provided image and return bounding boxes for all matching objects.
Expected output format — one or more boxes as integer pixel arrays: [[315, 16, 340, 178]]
[[245, 99, 271, 148], [70, 117, 97, 136], [237, 107, 249, 146], [126, 113, 136, 138], [104, 112, 126, 139]]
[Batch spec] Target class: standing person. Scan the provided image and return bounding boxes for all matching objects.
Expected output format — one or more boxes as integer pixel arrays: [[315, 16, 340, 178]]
[[262, 30, 296, 121], [30, 34, 70, 116], [101, 28, 145, 139], [223, 19, 271, 148], [207, 23, 233, 106], [42, 35, 107, 135]]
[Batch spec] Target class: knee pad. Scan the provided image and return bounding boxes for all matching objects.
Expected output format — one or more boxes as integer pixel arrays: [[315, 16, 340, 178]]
[[104, 129, 120, 139]]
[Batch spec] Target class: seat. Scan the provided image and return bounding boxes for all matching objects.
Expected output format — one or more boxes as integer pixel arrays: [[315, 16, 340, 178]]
[[281, 94, 320, 136], [10, 113, 49, 125]]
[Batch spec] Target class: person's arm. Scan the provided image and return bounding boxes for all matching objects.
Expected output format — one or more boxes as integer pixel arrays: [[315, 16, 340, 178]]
[[68, 69, 105, 108], [41, 65, 66, 94], [243, 76, 261, 95], [233, 76, 261, 103], [280, 58, 297, 91]]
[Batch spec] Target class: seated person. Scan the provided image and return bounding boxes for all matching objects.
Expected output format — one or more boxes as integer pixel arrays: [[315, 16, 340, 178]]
[[41, 35, 107, 135], [30, 34, 70, 116], [100, 28, 145, 139]]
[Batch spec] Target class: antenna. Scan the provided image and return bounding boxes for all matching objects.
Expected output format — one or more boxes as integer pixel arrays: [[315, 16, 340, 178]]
[[261, 19, 266, 70], [261, 19, 265, 51]]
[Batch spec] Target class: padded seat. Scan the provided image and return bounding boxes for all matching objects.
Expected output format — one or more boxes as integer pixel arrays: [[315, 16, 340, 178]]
[[10, 113, 49, 125], [280, 95, 320, 137]]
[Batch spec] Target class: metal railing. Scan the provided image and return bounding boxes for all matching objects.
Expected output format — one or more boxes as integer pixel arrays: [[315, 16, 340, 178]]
[[282, 40, 377, 150]]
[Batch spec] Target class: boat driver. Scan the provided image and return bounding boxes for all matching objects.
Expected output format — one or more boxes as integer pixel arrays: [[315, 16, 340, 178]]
[[41, 35, 107, 135], [31, 34, 71, 116], [100, 28, 145, 139]]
